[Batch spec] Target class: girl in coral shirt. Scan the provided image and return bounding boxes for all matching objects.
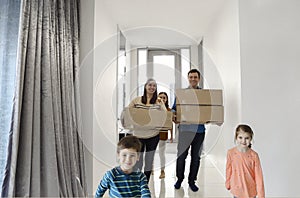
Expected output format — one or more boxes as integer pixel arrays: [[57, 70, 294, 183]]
[[226, 124, 265, 198]]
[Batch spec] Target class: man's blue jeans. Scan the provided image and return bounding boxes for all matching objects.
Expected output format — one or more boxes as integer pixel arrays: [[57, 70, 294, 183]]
[[176, 131, 205, 184]]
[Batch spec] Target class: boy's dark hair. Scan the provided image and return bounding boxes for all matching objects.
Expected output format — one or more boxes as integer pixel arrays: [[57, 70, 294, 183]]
[[117, 135, 142, 153], [188, 69, 201, 78]]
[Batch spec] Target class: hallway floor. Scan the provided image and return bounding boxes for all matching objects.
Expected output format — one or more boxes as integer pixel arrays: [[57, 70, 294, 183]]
[[148, 142, 231, 198]]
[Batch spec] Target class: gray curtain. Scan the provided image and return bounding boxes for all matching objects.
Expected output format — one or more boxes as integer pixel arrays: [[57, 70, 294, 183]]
[[2, 0, 86, 197]]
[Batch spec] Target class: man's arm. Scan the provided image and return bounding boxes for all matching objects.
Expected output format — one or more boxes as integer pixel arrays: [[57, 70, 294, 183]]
[[171, 98, 180, 124]]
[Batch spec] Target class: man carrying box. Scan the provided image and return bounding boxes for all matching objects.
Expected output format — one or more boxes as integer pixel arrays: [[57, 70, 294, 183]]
[[172, 69, 205, 192]]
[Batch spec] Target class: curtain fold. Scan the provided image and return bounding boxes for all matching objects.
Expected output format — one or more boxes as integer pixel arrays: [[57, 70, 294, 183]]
[[2, 0, 86, 196]]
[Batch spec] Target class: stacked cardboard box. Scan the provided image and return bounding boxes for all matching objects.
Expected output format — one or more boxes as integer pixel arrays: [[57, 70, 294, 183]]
[[176, 89, 224, 124], [122, 107, 173, 130]]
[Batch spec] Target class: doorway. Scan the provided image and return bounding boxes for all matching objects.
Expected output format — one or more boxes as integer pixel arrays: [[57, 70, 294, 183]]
[[137, 48, 191, 140]]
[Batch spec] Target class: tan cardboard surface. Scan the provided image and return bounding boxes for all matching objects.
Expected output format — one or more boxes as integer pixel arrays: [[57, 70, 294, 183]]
[[122, 107, 173, 129], [176, 89, 223, 105], [176, 105, 224, 124]]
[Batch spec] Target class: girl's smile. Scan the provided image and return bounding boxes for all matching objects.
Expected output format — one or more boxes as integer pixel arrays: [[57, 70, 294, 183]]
[[236, 131, 252, 152]]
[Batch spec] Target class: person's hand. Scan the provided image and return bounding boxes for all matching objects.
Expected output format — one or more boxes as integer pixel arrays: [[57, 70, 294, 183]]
[[216, 122, 223, 126], [157, 97, 162, 103], [169, 138, 173, 143], [225, 184, 230, 190], [157, 97, 167, 111], [157, 97, 165, 105]]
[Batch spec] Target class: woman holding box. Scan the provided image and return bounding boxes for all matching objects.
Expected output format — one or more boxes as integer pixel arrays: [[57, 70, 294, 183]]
[[127, 78, 166, 183]]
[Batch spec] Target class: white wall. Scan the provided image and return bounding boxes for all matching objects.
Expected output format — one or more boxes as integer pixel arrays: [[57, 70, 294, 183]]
[[79, 0, 95, 195], [202, 0, 241, 175], [128, 47, 138, 100], [239, 0, 300, 196], [93, 1, 118, 193], [80, 1, 119, 195]]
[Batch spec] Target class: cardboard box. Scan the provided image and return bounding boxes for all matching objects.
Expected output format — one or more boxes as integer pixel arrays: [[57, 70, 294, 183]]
[[176, 89, 223, 105], [176, 105, 224, 124], [122, 107, 172, 130]]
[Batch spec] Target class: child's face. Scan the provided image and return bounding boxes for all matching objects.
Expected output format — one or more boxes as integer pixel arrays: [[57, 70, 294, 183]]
[[158, 93, 167, 103], [118, 148, 139, 173], [236, 131, 252, 149]]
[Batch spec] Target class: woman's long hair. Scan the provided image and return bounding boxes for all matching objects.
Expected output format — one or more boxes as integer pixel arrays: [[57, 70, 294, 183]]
[[141, 78, 157, 104]]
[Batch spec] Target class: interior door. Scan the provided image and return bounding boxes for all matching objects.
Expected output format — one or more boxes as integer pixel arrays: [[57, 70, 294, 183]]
[[147, 49, 180, 104]]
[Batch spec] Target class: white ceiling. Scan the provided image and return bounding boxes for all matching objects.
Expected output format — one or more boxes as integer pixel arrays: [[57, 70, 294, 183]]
[[101, 0, 227, 46]]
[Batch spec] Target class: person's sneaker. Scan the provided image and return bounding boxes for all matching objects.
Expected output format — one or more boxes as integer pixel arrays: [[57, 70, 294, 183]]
[[159, 170, 165, 179], [174, 180, 182, 189], [189, 183, 199, 192]]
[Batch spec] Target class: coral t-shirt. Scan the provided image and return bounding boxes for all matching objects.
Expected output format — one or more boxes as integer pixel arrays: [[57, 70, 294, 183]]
[[225, 147, 265, 198]]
